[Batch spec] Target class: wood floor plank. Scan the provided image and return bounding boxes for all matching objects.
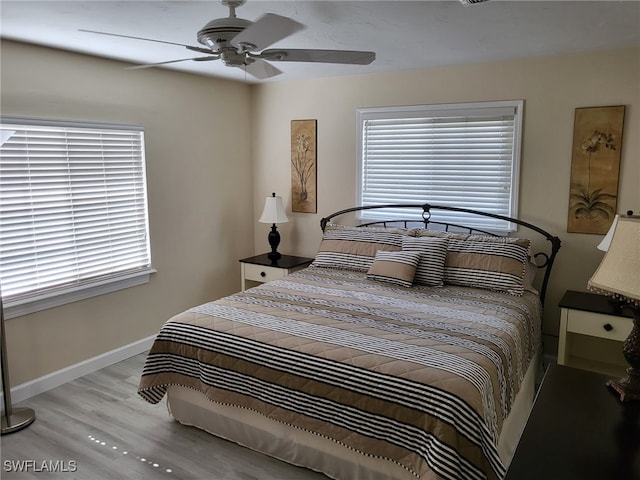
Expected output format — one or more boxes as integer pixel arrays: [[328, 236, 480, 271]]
[[2, 353, 329, 480]]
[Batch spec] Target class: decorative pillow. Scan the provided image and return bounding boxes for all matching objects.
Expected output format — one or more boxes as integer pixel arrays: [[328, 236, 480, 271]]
[[401, 236, 449, 287], [366, 250, 421, 287], [313, 223, 406, 272], [444, 238, 530, 295]]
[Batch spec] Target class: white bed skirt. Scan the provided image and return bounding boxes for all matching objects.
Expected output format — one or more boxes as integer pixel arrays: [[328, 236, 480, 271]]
[[166, 349, 541, 480]]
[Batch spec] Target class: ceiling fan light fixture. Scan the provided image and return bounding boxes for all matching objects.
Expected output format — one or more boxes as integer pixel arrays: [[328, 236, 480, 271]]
[[220, 49, 249, 67]]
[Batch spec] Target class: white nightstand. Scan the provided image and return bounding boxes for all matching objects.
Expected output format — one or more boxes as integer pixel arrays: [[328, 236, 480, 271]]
[[239, 253, 314, 291], [558, 290, 634, 377]]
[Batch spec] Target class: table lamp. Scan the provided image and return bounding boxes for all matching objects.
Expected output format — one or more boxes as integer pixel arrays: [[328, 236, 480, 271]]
[[588, 214, 640, 402], [259, 193, 289, 261]]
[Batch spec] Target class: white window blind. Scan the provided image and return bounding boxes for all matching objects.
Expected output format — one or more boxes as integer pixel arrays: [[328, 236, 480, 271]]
[[357, 101, 523, 231], [0, 117, 153, 316]]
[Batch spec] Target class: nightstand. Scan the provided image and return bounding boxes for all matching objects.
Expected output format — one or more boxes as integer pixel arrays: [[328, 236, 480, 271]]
[[558, 290, 634, 377], [239, 253, 314, 291], [504, 364, 640, 480]]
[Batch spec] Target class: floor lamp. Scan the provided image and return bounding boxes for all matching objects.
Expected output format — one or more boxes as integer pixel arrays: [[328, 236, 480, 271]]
[[1, 294, 36, 434]]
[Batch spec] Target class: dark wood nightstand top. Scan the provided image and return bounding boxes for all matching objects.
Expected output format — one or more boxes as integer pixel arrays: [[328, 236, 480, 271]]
[[559, 290, 634, 319], [505, 363, 640, 480], [239, 253, 314, 270]]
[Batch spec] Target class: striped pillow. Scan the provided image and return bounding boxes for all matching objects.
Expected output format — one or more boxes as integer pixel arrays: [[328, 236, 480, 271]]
[[367, 250, 421, 287], [444, 238, 530, 295], [401, 236, 449, 287], [313, 223, 406, 272]]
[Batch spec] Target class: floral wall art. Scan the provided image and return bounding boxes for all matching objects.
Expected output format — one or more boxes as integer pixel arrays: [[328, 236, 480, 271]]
[[291, 119, 317, 213], [567, 105, 625, 234]]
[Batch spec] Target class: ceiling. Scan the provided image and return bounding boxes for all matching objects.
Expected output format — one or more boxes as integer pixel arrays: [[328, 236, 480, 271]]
[[1, 1, 639, 84]]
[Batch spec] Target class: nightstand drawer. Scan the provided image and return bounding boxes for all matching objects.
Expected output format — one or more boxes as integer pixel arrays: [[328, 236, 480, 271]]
[[566, 309, 632, 342], [243, 263, 287, 283]]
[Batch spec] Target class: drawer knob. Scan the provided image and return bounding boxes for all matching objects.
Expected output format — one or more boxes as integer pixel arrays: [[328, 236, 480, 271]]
[[260, 271, 266, 278], [603, 323, 613, 332]]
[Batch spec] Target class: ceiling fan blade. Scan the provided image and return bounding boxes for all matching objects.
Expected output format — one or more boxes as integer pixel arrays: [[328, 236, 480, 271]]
[[241, 58, 283, 80], [79, 29, 212, 54], [230, 13, 304, 51], [126, 56, 218, 70], [261, 49, 376, 65]]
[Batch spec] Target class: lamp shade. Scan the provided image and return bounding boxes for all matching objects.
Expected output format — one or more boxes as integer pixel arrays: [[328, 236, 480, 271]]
[[588, 216, 640, 305], [597, 214, 620, 251], [259, 193, 289, 224]]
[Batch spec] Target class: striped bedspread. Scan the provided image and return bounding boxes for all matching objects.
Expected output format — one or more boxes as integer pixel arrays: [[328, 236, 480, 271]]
[[138, 266, 541, 480]]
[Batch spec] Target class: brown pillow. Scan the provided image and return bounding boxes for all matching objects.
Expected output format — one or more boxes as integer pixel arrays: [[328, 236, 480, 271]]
[[367, 250, 421, 287], [313, 223, 407, 272], [444, 238, 530, 295]]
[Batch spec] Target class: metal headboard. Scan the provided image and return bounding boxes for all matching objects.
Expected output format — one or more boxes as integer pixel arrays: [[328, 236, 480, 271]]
[[320, 203, 562, 306]]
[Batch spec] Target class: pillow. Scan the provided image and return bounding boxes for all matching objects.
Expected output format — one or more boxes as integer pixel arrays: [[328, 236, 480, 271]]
[[523, 256, 539, 294], [444, 238, 530, 295], [313, 223, 406, 272], [401, 236, 449, 287], [366, 250, 421, 287]]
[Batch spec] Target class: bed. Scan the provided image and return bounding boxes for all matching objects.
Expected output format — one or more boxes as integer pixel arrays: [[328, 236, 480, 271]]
[[138, 203, 561, 480]]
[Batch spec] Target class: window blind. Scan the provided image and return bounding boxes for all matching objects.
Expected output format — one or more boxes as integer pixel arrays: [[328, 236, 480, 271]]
[[0, 117, 152, 307], [357, 101, 523, 231]]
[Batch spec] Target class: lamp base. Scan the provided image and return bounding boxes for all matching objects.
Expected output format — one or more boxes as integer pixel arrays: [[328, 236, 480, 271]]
[[607, 372, 640, 402], [1, 407, 36, 435], [267, 224, 282, 262], [267, 251, 282, 261], [607, 306, 640, 402]]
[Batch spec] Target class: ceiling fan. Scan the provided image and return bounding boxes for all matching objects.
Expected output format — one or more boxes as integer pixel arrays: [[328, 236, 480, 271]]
[[80, 0, 376, 80]]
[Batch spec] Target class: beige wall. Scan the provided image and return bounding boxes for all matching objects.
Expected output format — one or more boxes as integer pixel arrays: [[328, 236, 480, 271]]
[[250, 47, 640, 351], [2, 41, 638, 385], [1, 41, 254, 386]]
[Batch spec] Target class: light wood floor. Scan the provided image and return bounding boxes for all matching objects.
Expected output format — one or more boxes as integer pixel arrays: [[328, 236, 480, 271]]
[[1, 353, 329, 480]]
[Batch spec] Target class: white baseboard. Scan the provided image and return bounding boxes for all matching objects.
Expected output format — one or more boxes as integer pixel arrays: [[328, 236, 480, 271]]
[[2, 335, 155, 405]]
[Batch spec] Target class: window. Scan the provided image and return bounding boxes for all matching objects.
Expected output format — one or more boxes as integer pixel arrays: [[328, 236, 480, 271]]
[[357, 100, 523, 231], [0, 117, 153, 318]]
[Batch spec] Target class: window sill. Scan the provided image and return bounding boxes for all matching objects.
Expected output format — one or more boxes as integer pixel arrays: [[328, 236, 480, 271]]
[[3, 268, 157, 319]]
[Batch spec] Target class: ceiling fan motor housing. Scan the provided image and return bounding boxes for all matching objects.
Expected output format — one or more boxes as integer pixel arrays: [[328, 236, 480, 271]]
[[197, 16, 251, 50]]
